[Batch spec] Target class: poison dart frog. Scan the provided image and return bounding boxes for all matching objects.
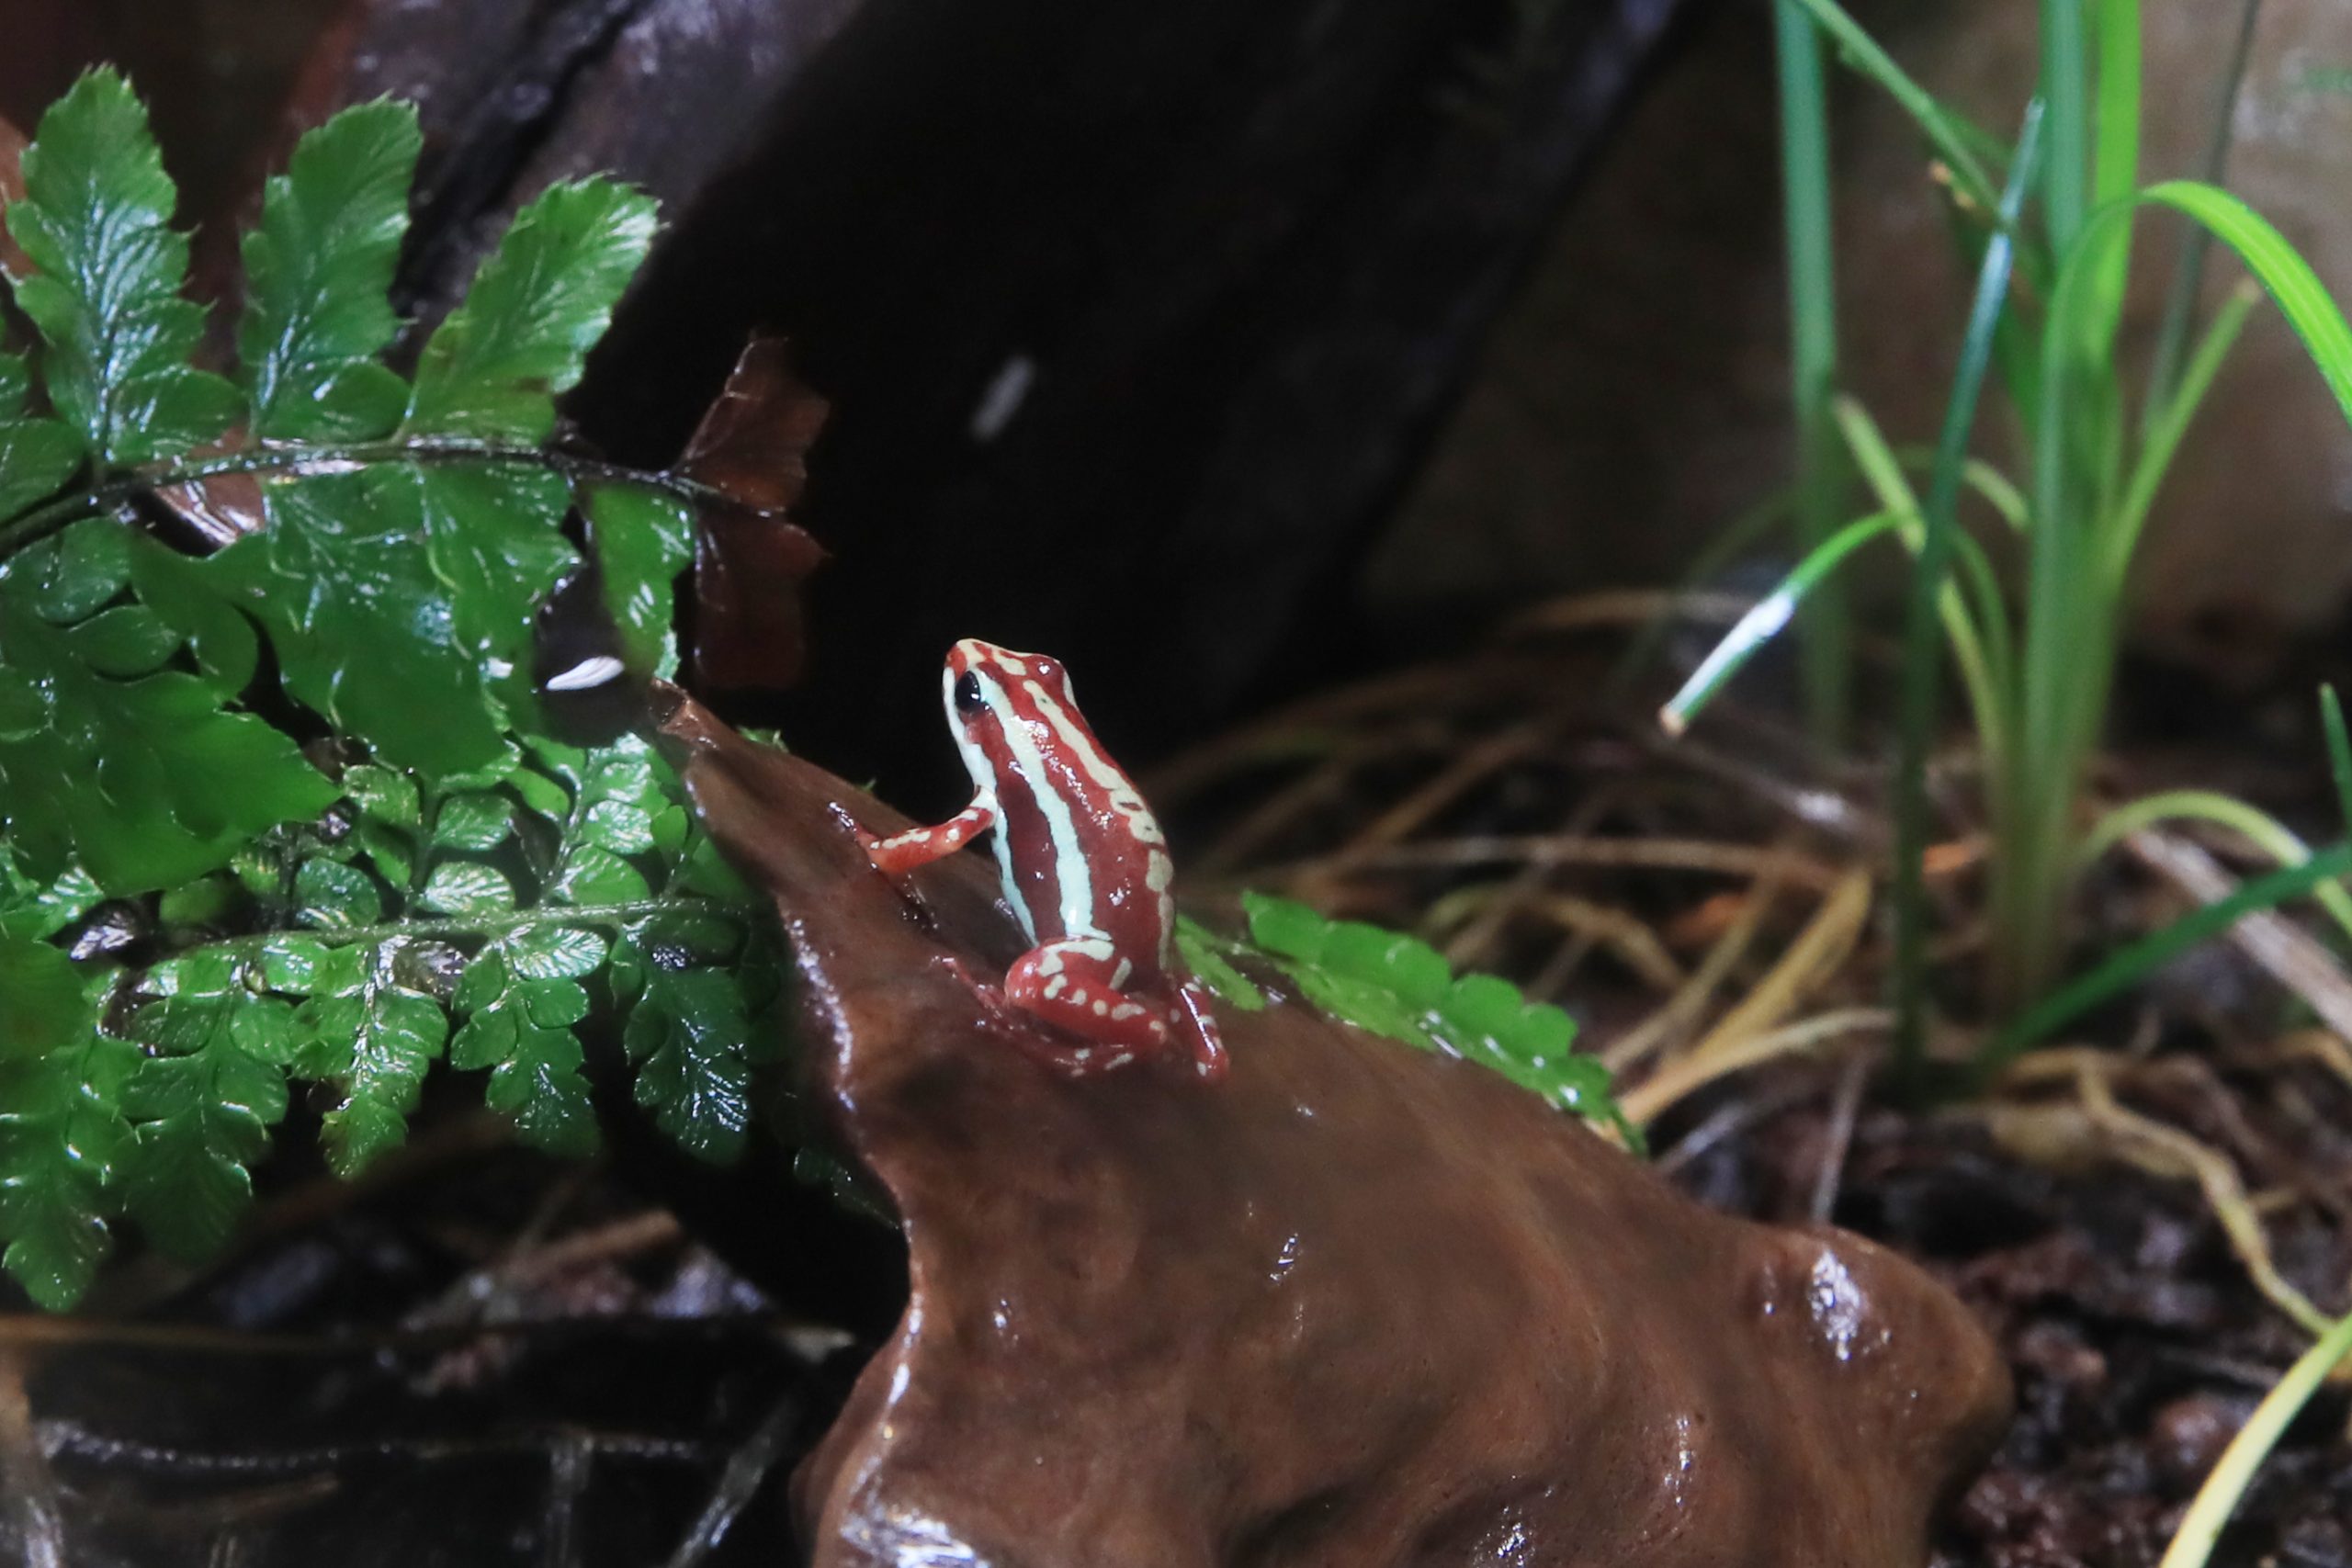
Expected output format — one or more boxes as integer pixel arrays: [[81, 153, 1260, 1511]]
[[857, 638, 1228, 1084]]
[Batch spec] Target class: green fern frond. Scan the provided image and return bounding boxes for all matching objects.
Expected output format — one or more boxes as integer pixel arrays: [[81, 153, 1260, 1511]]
[[1180, 898, 1638, 1151]]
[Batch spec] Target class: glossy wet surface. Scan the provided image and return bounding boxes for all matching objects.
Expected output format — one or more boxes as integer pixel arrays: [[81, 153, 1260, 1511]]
[[658, 687, 2011, 1567]]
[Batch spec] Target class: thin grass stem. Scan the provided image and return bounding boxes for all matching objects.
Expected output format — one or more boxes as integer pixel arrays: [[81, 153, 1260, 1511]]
[[1833, 397, 2008, 765], [2041, 0, 2090, 257], [1774, 0, 1851, 749], [1658, 511, 1898, 735], [1782, 0, 2003, 214], [2324, 686, 2352, 828], [1986, 843, 2352, 1066], [2143, 0, 2266, 435], [2106, 281, 2260, 583], [1893, 99, 2043, 1091], [2157, 1309, 2352, 1568], [2077, 788, 2352, 943]]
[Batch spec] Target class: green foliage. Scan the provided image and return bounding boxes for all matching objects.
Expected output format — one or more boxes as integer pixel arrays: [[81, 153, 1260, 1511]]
[[0, 72, 785, 1309], [407, 179, 659, 442], [237, 99, 418, 441], [202, 463, 578, 773], [0, 734, 780, 1301], [4, 70, 241, 465], [1670, 0, 2352, 1053], [0, 353, 81, 520], [0, 520, 339, 892], [1177, 900, 1637, 1149]]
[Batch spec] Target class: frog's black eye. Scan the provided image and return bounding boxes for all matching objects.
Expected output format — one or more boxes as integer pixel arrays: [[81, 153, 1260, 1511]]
[[953, 671, 985, 715]]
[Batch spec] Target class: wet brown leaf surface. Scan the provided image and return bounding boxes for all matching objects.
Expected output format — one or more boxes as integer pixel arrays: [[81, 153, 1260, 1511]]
[[652, 684, 2012, 1567], [673, 337, 829, 694]]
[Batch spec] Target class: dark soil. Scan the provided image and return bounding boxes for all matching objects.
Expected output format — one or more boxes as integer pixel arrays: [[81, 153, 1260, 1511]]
[[1667, 1070, 2352, 1568], [16, 1050, 2352, 1566]]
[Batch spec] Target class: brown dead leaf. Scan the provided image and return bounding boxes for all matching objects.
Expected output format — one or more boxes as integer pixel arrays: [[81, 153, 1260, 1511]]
[[650, 682, 2011, 1568], [674, 336, 829, 693]]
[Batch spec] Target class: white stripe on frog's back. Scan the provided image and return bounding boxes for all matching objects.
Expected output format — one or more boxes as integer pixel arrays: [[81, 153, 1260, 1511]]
[[954, 662, 1098, 944], [1023, 677, 1176, 962]]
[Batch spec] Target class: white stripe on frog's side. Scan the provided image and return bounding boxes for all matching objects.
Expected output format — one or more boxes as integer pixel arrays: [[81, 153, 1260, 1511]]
[[1023, 678, 1177, 965], [952, 660, 1099, 944]]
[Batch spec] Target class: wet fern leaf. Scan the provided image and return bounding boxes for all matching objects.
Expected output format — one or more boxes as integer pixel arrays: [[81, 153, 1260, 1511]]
[[3, 69, 241, 464], [238, 99, 419, 441], [0, 936, 130, 1309], [0, 353, 81, 522], [200, 464, 576, 775], [0, 69, 786, 1311], [1228, 893, 1638, 1150], [407, 179, 659, 442], [0, 521, 338, 892], [118, 953, 294, 1258]]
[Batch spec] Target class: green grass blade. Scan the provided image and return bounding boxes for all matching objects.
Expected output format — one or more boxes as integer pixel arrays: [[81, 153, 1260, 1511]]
[[2041, 0, 2090, 257], [2107, 278, 2259, 582], [1784, 0, 2002, 214], [2157, 1309, 2352, 1568], [1986, 841, 2352, 1066], [2143, 0, 2265, 434], [2092, 0, 2140, 209], [1608, 489, 1791, 696], [1892, 98, 2042, 1090], [2134, 181, 2352, 422], [2323, 685, 2352, 829], [1947, 523, 2015, 707], [2086, 0, 2141, 339], [2077, 787, 2352, 944], [1658, 510, 1899, 736], [1890, 445, 2028, 529], [1774, 0, 1851, 748], [1833, 396, 2007, 762]]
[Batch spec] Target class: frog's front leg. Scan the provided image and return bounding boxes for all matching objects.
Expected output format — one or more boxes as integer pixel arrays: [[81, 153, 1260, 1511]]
[[1001, 937, 1175, 1074], [859, 791, 998, 875]]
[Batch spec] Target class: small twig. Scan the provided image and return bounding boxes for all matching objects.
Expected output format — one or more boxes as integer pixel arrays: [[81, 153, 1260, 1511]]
[[1199, 727, 1449, 877], [1652, 1076, 1828, 1176], [1146, 656, 1549, 807], [1680, 868, 1872, 1067], [1603, 871, 1787, 1073], [1622, 1009, 1891, 1128], [0, 438, 740, 559], [1985, 1053, 2335, 1338], [1262, 834, 1847, 894], [659, 1393, 803, 1568], [2121, 827, 2352, 1043], [1810, 1053, 1871, 1223], [1290, 719, 1561, 904], [541, 1431, 594, 1568], [0, 1349, 67, 1568], [0, 1309, 787, 1359], [1433, 783, 1624, 975], [1421, 883, 1684, 992], [40, 1418, 718, 1477]]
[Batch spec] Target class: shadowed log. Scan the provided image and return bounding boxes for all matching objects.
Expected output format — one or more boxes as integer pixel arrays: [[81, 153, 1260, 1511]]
[[652, 683, 2010, 1567], [276, 0, 1690, 788]]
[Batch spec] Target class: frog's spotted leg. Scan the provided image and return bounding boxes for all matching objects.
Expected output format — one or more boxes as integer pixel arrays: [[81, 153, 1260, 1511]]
[[1171, 979, 1229, 1083], [861, 792, 998, 875], [1000, 937, 1182, 1075]]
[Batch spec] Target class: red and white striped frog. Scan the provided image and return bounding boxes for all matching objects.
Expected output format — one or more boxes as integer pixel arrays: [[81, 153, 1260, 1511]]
[[858, 638, 1228, 1084]]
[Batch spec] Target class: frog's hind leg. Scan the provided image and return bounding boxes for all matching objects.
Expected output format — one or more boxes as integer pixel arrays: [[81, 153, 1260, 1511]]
[[1001, 938, 1173, 1076], [1170, 979, 1229, 1084]]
